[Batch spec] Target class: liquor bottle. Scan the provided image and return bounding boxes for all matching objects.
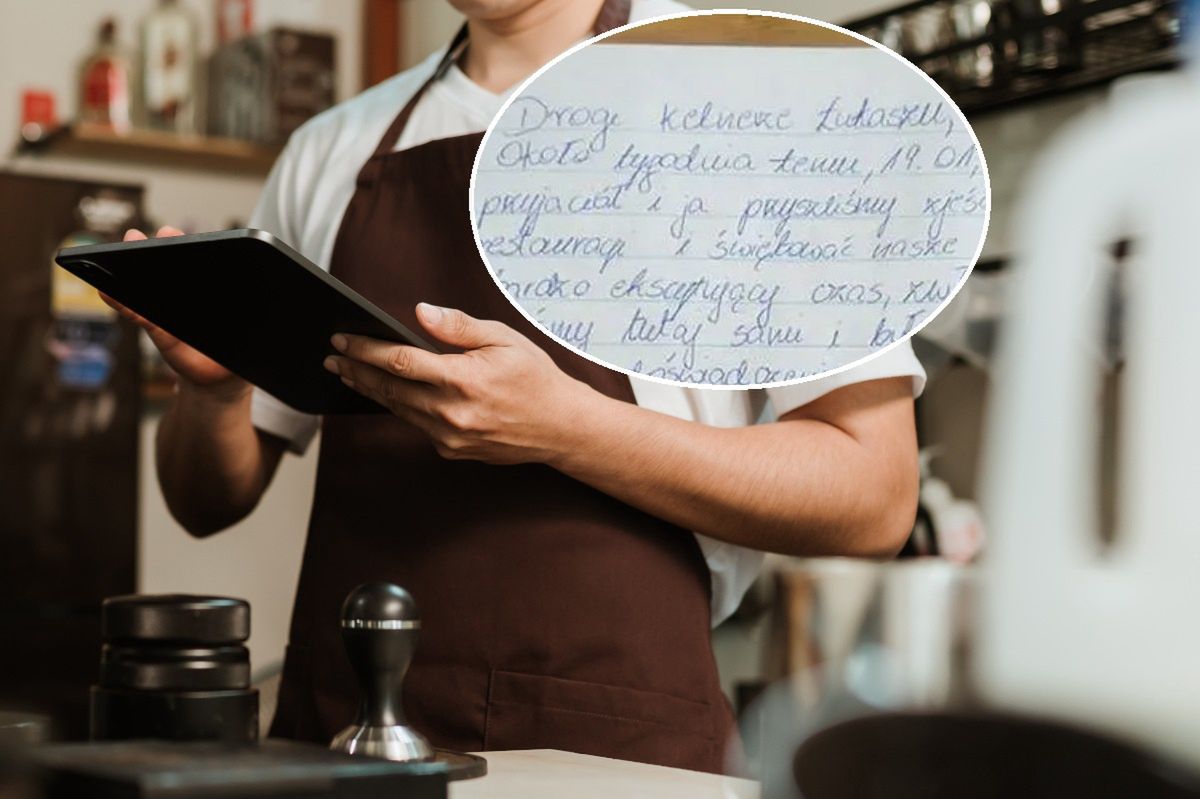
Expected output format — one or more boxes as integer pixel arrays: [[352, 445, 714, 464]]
[[217, 0, 254, 44], [141, 0, 198, 133], [79, 19, 131, 134]]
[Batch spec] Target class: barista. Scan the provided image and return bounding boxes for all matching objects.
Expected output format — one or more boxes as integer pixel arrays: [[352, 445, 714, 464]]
[[114, 0, 924, 773]]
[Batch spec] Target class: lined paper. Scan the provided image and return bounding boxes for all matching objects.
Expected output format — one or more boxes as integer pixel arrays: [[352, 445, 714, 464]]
[[472, 44, 988, 387]]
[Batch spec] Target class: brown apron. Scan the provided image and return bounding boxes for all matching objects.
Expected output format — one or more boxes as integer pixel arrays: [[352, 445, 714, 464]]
[[269, 5, 735, 773]]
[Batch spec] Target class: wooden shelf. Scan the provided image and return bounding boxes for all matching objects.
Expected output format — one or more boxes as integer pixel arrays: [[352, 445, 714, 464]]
[[21, 123, 282, 175]]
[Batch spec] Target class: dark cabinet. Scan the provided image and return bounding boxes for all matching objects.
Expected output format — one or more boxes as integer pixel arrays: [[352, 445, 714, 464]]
[[0, 171, 144, 739]]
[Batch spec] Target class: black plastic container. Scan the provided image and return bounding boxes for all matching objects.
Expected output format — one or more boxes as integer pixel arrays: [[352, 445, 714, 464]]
[[90, 595, 258, 743]]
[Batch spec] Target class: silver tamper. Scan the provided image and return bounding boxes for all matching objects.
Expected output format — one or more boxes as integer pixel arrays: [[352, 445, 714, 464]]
[[329, 582, 435, 762]]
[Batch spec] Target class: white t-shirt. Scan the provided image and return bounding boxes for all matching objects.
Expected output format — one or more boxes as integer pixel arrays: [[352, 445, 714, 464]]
[[248, 1, 927, 625]]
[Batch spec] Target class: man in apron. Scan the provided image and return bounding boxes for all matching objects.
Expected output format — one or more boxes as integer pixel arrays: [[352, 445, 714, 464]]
[[119, 0, 924, 773]]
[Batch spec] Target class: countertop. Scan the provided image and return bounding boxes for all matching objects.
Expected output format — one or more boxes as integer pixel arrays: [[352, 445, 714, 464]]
[[450, 750, 759, 799]]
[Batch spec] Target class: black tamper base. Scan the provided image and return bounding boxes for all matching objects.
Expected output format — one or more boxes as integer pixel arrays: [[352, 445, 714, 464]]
[[90, 687, 259, 743], [91, 594, 258, 743]]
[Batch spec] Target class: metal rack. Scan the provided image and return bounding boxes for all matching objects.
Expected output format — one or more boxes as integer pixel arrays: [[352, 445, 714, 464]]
[[846, 0, 1184, 116]]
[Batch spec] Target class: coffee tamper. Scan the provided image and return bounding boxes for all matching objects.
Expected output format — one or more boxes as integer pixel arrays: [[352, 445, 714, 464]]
[[330, 582, 435, 762]]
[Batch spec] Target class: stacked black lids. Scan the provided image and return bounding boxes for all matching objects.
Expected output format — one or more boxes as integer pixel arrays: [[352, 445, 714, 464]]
[[90, 595, 258, 743]]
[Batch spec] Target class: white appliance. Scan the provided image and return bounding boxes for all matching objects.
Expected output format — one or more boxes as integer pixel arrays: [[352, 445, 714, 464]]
[[977, 55, 1200, 766]]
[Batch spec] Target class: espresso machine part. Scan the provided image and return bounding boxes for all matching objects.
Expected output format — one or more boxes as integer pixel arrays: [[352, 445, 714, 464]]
[[978, 48, 1200, 770], [330, 582, 435, 762], [90, 594, 258, 743], [791, 711, 1200, 799], [744, 559, 976, 792]]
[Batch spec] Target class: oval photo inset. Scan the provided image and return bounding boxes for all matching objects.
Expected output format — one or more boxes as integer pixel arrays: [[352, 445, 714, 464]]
[[471, 11, 990, 389]]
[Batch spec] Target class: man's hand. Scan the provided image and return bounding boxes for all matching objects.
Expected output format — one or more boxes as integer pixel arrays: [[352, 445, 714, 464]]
[[103, 227, 249, 402], [326, 303, 592, 465]]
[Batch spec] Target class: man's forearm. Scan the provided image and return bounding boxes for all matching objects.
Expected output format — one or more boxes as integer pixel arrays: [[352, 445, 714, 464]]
[[547, 381, 918, 557], [155, 384, 280, 536], [326, 313, 917, 555]]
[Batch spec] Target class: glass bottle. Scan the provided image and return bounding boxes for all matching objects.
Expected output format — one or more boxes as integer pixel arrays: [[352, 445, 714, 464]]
[[217, 0, 254, 44], [141, 0, 198, 134], [79, 19, 132, 134]]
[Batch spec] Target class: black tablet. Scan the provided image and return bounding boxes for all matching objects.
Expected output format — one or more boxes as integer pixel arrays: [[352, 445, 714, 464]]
[[55, 229, 437, 414]]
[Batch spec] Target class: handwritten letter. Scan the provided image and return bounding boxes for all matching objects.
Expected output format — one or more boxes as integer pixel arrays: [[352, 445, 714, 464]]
[[473, 44, 987, 387]]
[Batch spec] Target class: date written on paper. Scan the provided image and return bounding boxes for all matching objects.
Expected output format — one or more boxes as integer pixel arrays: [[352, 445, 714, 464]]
[[472, 44, 988, 388]]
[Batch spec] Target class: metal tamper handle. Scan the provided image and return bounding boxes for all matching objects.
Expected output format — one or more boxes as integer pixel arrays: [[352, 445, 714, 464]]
[[329, 582, 434, 762]]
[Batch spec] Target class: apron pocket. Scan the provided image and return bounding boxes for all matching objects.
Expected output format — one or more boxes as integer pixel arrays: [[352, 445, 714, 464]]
[[483, 669, 717, 770]]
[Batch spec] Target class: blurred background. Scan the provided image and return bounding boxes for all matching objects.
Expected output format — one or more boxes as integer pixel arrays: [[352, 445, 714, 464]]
[[0, 0, 1185, 767]]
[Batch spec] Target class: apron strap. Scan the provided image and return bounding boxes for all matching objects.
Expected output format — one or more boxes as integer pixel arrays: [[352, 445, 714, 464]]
[[432, 20, 468, 83], [432, 22, 472, 83], [372, 0, 634, 158], [594, 0, 633, 37]]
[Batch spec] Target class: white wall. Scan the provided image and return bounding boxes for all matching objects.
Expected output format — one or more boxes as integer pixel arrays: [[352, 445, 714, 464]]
[[971, 91, 1103, 260], [137, 419, 319, 674]]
